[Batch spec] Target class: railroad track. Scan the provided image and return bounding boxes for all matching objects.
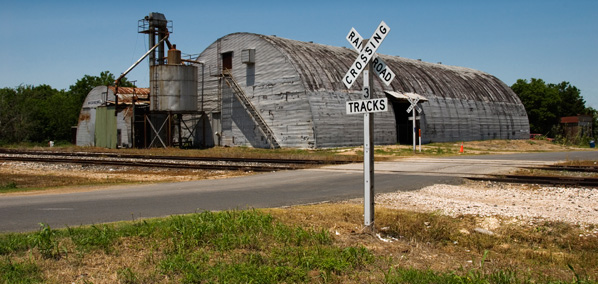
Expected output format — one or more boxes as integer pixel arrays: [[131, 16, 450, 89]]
[[524, 165, 598, 173], [0, 149, 355, 172], [467, 174, 598, 187]]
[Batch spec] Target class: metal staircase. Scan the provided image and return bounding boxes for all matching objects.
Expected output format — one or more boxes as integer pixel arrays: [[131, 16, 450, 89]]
[[222, 69, 280, 149]]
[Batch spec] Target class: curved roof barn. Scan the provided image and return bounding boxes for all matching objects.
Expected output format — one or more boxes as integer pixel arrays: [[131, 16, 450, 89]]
[[196, 32, 529, 148]]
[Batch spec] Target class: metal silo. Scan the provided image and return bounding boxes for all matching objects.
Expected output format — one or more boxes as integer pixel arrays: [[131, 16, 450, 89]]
[[150, 55, 198, 111]]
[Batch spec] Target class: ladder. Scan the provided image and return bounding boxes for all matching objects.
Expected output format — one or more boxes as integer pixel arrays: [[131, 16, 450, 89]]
[[222, 69, 280, 149]]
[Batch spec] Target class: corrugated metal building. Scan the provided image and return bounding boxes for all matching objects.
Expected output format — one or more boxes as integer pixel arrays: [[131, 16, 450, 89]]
[[196, 32, 530, 149], [76, 86, 150, 148]]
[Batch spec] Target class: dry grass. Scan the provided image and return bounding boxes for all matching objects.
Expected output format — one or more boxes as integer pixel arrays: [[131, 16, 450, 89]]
[[266, 203, 598, 281]]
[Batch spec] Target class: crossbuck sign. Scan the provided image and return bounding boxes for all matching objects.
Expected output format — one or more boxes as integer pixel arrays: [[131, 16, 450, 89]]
[[343, 21, 395, 228], [407, 97, 421, 152], [343, 21, 391, 89], [346, 28, 395, 88]]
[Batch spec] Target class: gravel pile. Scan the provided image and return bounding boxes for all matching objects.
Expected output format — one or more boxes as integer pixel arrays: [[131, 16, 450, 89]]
[[376, 181, 598, 228]]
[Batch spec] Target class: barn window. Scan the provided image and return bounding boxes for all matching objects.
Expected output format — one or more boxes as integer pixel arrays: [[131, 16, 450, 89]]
[[222, 52, 233, 72]]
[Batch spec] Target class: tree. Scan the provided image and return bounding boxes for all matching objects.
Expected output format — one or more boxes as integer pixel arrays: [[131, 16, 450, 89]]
[[0, 86, 33, 143], [0, 71, 136, 144], [0, 85, 67, 143], [552, 81, 585, 117], [511, 78, 560, 135], [68, 71, 136, 107], [511, 78, 594, 138]]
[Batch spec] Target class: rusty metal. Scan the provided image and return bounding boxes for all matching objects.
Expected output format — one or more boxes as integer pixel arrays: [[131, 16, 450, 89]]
[[105, 87, 150, 105]]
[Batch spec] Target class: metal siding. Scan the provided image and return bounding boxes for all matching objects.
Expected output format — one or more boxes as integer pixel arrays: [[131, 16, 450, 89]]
[[195, 33, 529, 148], [198, 33, 315, 148], [76, 86, 108, 147], [94, 106, 117, 149]]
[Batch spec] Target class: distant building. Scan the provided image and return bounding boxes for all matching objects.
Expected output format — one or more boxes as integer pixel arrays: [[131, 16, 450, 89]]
[[560, 115, 593, 140], [76, 86, 149, 148]]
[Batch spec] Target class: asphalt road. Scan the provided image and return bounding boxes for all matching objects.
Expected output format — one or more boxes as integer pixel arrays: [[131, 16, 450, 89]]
[[1, 151, 596, 233]]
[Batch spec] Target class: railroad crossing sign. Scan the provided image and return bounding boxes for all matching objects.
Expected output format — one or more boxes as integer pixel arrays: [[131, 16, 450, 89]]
[[343, 21, 391, 89], [346, 28, 395, 87], [407, 97, 421, 153], [342, 21, 395, 229], [406, 97, 421, 113]]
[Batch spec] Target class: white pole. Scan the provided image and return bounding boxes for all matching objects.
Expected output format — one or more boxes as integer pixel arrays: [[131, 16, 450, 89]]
[[363, 67, 375, 228], [412, 107, 416, 153], [419, 128, 422, 153]]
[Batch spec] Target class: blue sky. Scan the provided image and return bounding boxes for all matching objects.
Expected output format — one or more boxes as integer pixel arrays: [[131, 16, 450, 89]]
[[1, 0, 597, 109]]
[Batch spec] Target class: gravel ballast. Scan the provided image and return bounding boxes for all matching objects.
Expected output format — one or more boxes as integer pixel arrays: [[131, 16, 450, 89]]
[[376, 182, 598, 228]]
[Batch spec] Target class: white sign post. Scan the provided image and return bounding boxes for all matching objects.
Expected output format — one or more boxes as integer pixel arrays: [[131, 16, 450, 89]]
[[344, 21, 394, 229], [407, 97, 421, 153]]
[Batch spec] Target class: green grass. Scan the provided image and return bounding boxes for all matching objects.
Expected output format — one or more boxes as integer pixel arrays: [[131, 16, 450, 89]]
[[0, 210, 374, 283], [0, 258, 43, 284], [1, 208, 596, 283]]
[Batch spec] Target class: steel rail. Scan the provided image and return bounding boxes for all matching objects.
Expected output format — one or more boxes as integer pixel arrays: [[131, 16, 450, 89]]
[[0, 149, 355, 165], [523, 165, 598, 173], [466, 174, 598, 187], [0, 155, 305, 172]]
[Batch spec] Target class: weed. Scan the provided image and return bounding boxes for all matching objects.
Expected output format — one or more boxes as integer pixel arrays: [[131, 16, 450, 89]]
[[0, 233, 31, 255], [0, 181, 17, 190], [117, 267, 139, 284], [30, 223, 61, 259], [342, 246, 373, 269], [0, 258, 43, 283], [67, 224, 118, 253]]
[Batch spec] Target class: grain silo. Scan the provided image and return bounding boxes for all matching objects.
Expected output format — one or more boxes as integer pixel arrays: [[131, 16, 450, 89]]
[[194, 32, 529, 149], [138, 12, 203, 148], [76, 13, 204, 149]]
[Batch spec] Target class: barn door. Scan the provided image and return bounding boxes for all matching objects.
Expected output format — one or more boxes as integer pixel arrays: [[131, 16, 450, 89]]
[[390, 99, 412, 145]]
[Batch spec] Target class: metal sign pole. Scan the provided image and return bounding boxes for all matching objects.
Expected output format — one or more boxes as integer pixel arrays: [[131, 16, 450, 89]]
[[419, 129, 422, 152], [412, 107, 416, 153], [363, 67, 375, 228]]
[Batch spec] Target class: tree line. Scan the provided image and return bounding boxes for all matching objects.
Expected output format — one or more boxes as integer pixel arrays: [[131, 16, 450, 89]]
[[0, 73, 594, 145], [511, 78, 597, 142], [0, 71, 134, 145]]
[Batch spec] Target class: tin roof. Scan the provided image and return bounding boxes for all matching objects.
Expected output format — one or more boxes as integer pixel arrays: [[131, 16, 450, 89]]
[[257, 33, 519, 104], [107, 87, 150, 104]]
